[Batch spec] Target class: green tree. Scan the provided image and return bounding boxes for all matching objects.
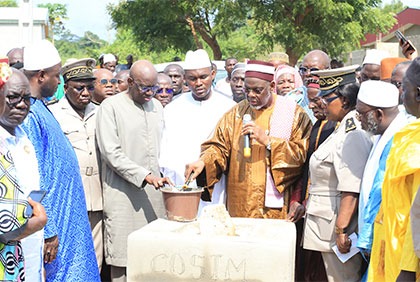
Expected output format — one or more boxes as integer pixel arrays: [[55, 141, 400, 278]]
[[108, 0, 248, 60], [0, 0, 17, 7], [38, 3, 69, 41], [244, 0, 397, 64], [381, 0, 406, 14]]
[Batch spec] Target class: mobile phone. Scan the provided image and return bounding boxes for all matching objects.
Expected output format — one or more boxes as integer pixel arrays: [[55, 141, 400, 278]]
[[395, 30, 415, 52], [24, 190, 46, 218]]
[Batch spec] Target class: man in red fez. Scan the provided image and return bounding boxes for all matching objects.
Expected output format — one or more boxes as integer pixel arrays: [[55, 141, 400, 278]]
[[186, 60, 312, 219]]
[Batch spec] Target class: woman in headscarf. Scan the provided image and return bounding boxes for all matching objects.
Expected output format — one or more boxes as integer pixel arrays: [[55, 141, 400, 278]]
[[274, 65, 316, 123], [303, 66, 372, 281]]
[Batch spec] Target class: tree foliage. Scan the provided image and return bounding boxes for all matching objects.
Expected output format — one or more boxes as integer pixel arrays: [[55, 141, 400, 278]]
[[244, 0, 397, 64], [108, 0, 399, 64], [108, 0, 248, 60], [38, 3, 69, 40], [381, 0, 406, 14], [0, 0, 17, 7]]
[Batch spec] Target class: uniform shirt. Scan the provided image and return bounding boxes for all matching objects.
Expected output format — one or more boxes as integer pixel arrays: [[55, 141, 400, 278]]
[[49, 97, 102, 211], [304, 110, 372, 252]]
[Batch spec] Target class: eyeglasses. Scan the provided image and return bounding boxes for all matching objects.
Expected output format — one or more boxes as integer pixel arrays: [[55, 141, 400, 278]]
[[242, 85, 269, 95], [6, 94, 36, 107], [72, 85, 95, 92], [99, 78, 118, 85], [156, 88, 174, 94], [322, 95, 340, 104], [356, 108, 376, 121], [133, 81, 159, 94], [391, 80, 402, 89], [299, 66, 320, 75]]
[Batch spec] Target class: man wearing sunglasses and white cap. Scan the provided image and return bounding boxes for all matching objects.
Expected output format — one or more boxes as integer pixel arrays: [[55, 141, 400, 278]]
[[49, 58, 104, 272]]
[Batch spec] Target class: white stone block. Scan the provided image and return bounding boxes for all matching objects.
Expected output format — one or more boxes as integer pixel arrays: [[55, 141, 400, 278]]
[[127, 218, 296, 282]]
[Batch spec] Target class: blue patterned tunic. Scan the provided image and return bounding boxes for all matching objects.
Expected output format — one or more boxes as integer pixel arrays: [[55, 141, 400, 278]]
[[22, 100, 100, 281]]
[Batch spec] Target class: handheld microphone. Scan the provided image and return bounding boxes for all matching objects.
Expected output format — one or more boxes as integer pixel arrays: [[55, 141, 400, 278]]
[[243, 114, 252, 158]]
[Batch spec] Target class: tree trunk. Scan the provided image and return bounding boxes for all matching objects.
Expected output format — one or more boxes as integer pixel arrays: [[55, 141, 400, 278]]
[[194, 23, 223, 60], [186, 17, 203, 49], [286, 47, 300, 66]]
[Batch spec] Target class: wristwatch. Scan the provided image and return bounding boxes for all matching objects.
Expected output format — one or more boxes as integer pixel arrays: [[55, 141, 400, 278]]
[[335, 226, 348, 235]]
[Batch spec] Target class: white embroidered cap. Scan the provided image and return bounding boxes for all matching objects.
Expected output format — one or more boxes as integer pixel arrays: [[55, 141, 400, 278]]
[[103, 54, 117, 64], [358, 80, 399, 108], [362, 49, 390, 66], [183, 49, 212, 70], [23, 40, 61, 71]]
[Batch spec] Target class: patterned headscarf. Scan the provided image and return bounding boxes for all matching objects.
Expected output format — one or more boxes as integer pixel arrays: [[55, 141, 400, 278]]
[[0, 57, 12, 89], [273, 65, 303, 94]]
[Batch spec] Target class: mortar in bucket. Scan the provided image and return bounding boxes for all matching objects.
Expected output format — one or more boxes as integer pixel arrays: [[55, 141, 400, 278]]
[[160, 186, 204, 222]]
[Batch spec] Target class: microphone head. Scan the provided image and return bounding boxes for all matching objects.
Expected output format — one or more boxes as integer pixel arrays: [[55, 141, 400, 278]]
[[243, 114, 252, 123]]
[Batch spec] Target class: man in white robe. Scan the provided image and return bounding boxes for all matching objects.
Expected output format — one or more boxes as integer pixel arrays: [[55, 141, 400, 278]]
[[159, 49, 235, 211]]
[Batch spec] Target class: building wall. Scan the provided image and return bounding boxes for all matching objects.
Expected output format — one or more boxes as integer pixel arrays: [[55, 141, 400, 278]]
[[348, 25, 420, 66], [0, 5, 48, 56]]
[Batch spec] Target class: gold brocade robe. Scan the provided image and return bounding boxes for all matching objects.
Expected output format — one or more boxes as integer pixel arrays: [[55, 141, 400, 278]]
[[199, 97, 312, 219]]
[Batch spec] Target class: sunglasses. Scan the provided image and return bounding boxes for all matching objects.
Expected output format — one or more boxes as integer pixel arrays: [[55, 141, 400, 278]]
[[6, 94, 36, 107], [73, 85, 95, 92], [99, 78, 118, 85], [132, 81, 159, 94], [299, 66, 320, 75], [156, 88, 174, 94]]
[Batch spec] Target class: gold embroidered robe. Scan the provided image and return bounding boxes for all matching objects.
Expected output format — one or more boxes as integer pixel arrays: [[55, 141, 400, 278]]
[[199, 97, 312, 218]]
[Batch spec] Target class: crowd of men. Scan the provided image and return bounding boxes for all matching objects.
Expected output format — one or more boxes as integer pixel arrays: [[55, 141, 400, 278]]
[[0, 38, 419, 282]]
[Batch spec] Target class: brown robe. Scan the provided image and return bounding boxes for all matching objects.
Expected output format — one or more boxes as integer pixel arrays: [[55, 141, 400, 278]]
[[199, 95, 312, 219]]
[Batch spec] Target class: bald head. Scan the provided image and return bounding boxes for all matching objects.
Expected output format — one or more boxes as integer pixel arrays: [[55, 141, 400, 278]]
[[301, 50, 330, 84], [93, 68, 116, 104], [130, 60, 157, 81], [7, 48, 23, 69], [128, 60, 158, 105], [115, 69, 130, 93], [302, 50, 330, 70], [157, 73, 172, 85]]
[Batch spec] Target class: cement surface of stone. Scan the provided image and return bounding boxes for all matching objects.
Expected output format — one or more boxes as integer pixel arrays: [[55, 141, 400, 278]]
[[127, 218, 296, 282]]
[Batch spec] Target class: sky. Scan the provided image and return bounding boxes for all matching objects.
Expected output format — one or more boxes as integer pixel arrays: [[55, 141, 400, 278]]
[[29, 0, 420, 42], [31, 0, 119, 41]]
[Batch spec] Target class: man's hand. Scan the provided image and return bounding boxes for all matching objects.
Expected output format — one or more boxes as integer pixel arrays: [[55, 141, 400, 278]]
[[145, 174, 173, 189], [287, 201, 305, 222], [400, 40, 417, 60], [241, 122, 270, 147], [336, 233, 351, 254], [16, 198, 47, 241], [44, 235, 59, 264], [184, 160, 205, 183]]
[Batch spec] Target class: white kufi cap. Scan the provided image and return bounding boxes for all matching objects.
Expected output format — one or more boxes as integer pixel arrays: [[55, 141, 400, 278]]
[[23, 40, 61, 71], [358, 80, 399, 108], [103, 54, 116, 64], [362, 49, 390, 66], [184, 49, 211, 70]]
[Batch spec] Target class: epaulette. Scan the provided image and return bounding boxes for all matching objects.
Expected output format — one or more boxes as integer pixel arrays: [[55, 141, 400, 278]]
[[345, 117, 357, 133]]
